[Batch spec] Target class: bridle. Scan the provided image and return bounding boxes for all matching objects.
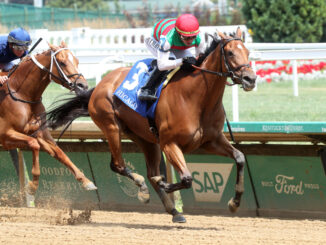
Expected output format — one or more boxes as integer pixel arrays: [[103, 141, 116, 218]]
[[7, 48, 83, 104], [192, 37, 251, 85], [32, 48, 83, 91]]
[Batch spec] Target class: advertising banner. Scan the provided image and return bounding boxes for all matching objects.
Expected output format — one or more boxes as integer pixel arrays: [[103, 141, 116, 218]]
[[179, 154, 257, 215], [247, 155, 326, 211]]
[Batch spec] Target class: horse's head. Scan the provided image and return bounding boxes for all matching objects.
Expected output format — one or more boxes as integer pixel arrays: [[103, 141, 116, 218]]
[[48, 41, 88, 94], [218, 28, 256, 91]]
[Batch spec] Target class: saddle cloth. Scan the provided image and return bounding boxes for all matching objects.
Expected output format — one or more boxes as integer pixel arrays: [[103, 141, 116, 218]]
[[114, 58, 179, 119]]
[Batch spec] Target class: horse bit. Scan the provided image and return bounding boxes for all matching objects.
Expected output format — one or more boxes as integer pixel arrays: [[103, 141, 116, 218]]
[[7, 48, 83, 104]]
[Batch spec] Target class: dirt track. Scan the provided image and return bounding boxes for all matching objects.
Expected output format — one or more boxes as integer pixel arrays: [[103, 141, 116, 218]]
[[0, 206, 325, 245]]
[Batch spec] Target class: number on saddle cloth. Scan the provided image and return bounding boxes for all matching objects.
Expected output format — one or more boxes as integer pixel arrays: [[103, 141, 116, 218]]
[[114, 58, 175, 120]]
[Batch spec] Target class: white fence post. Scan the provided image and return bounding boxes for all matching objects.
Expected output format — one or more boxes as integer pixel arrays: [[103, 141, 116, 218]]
[[252, 60, 257, 92], [292, 60, 299, 96], [232, 85, 239, 122]]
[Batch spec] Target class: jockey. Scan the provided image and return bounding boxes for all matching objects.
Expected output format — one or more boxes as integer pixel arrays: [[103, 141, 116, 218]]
[[0, 27, 31, 85], [138, 14, 206, 101]]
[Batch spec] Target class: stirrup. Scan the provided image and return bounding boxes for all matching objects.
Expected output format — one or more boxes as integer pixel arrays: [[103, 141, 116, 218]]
[[138, 89, 158, 101]]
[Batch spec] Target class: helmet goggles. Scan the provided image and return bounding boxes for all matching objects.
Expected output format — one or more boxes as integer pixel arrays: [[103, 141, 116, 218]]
[[8, 35, 32, 46], [180, 35, 197, 41], [12, 45, 29, 51]]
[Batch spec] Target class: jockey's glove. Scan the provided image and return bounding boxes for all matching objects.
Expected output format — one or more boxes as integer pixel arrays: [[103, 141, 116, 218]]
[[181, 56, 197, 72]]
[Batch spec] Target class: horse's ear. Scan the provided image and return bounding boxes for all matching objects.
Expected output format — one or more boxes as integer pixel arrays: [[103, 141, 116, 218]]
[[48, 42, 59, 52], [235, 27, 242, 39], [60, 40, 67, 48], [217, 30, 226, 39]]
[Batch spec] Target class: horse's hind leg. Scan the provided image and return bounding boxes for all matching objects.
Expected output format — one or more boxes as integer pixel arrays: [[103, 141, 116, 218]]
[[202, 133, 245, 213], [128, 134, 186, 223], [91, 114, 150, 203]]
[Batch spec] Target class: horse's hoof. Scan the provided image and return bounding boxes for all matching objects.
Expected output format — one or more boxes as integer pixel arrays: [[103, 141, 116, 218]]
[[172, 213, 186, 223], [83, 182, 97, 191], [151, 175, 164, 184], [137, 190, 150, 203], [228, 198, 239, 213], [26, 181, 37, 195], [137, 184, 150, 203]]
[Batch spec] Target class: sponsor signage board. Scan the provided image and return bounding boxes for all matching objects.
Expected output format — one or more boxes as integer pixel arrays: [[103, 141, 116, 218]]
[[223, 122, 326, 133], [179, 154, 257, 213], [247, 155, 326, 211]]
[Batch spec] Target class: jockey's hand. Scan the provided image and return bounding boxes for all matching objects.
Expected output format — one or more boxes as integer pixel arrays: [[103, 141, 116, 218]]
[[181, 56, 197, 72], [0, 75, 8, 86]]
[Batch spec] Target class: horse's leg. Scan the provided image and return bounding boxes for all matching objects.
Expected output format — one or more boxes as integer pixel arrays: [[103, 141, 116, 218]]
[[201, 133, 245, 213], [127, 132, 186, 223], [36, 129, 97, 190], [150, 142, 193, 193], [3, 130, 42, 194], [91, 115, 149, 202]]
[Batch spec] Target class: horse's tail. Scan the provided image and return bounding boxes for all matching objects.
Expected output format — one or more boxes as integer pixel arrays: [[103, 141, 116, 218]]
[[46, 88, 94, 130]]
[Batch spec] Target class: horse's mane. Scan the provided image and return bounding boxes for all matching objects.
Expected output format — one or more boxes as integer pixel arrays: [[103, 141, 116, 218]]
[[196, 35, 221, 66], [8, 49, 51, 87]]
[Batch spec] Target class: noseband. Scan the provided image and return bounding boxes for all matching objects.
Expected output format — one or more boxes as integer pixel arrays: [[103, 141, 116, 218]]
[[193, 37, 251, 85]]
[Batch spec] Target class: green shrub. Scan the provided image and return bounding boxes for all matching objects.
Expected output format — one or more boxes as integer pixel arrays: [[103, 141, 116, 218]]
[[242, 0, 326, 42]]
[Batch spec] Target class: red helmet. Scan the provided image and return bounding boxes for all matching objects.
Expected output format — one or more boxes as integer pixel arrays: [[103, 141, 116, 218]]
[[175, 14, 200, 37]]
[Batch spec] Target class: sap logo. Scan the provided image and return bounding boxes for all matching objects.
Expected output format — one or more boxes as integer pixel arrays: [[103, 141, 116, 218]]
[[192, 171, 224, 193], [188, 163, 233, 202]]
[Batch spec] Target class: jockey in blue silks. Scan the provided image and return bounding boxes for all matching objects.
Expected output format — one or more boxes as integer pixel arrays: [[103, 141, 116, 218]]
[[0, 27, 31, 85]]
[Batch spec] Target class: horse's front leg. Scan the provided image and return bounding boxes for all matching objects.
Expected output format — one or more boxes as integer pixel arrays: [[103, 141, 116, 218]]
[[36, 129, 97, 191], [3, 130, 41, 194], [155, 142, 193, 193], [202, 133, 245, 213]]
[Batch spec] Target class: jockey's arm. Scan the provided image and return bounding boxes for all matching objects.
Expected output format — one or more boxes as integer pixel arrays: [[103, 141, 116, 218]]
[[157, 49, 182, 71], [156, 37, 182, 71]]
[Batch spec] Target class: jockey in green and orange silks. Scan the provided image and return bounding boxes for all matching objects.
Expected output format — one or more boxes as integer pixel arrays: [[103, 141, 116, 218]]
[[138, 14, 206, 101]]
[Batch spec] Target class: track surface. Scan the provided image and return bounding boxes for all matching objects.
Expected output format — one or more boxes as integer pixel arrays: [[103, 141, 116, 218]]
[[0, 207, 325, 245]]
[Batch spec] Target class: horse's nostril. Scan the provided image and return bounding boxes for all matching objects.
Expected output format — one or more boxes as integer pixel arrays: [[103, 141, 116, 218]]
[[243, 76, 251, 83], [77, 83, 88, 90]]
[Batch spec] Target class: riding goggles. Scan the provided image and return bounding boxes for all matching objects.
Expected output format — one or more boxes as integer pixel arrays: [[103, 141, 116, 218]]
[[180, 35, 197, 41], [12, 45, 29, 51]]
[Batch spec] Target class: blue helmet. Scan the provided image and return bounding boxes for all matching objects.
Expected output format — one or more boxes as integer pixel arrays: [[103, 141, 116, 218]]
[[8, 27, 31, 46]]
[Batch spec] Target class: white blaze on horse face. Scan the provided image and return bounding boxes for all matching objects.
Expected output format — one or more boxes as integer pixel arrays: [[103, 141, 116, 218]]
[[237, 44, 243, 50], [68, 52, 81, 73]]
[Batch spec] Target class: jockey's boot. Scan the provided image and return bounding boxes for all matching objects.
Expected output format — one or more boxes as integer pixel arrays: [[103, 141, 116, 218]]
[[138, 62, 165, 101]]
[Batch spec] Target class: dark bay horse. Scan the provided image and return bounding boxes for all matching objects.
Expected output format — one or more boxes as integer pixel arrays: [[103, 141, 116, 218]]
[[0, 41, 97, 196], [47, 28, 256, 222]]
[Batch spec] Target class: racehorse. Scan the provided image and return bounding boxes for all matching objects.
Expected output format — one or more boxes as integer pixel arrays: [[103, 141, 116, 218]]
[[46, 28, 256, 222], [0, 41, 97, 196]]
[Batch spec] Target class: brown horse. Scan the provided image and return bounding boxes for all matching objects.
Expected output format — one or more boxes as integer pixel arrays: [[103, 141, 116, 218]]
[[0, 41, 97, 196], [47, 28, 256, 222]]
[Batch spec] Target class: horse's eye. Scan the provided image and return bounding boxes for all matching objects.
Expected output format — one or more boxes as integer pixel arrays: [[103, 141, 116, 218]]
[[227, 51, 234, 57], [59, 61, 66, 67]]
